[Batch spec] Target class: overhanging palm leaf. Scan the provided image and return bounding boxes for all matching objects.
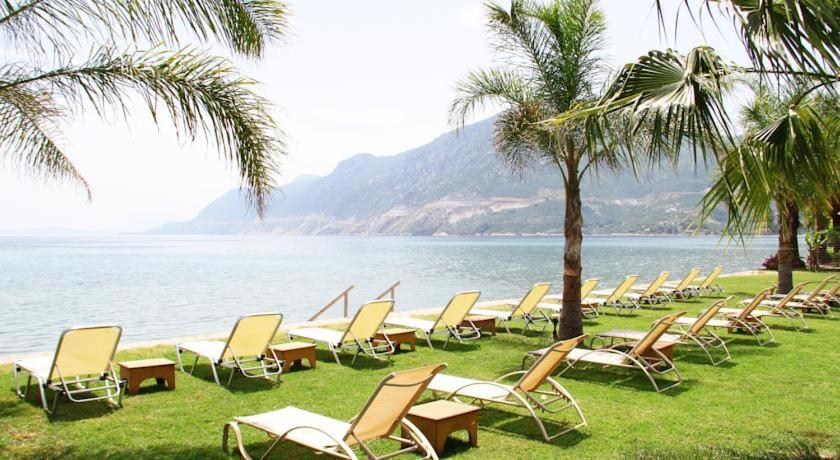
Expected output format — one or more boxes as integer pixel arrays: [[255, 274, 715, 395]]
[[654, 0, 839, 78], [0, 0, 288, 216], [553, 46, 736, 163], [0, 85, 90, 197], [0, 0, 287, 58], [1, 47, 281, 214]]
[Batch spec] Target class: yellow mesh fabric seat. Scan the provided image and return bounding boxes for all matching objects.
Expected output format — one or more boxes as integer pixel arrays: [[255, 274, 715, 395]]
[[224, 364, 446, 460], [469, 283, 553, 333], [13, 325, 123, 414], [385, 291, 481, 348], [288, 300, 395, 365], [427, 336, 588, 441], [526, 312, 685, 392], [176, 312, 283, 386]]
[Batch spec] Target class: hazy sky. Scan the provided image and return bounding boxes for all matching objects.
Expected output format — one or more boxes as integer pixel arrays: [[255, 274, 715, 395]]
[[0, 1, 747, 232]]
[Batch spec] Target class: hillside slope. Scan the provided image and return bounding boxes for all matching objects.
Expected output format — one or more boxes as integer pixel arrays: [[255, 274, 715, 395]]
[[151, 118, 724, 235]]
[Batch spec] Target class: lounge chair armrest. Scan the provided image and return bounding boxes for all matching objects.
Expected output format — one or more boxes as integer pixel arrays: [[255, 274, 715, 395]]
[[493, 371, 528, 383]]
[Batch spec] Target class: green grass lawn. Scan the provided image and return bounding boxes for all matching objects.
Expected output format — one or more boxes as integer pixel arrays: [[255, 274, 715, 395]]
[[1, 272, 839, 459]]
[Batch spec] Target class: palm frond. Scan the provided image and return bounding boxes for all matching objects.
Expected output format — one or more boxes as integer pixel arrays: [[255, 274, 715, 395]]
[[653, 0, 838, 78], [553, 46, 736, 164], [0, 47, 284, 215], [0, 0, 288, 58], [0, 85, 90, 197], [449, 68, 534, 128]]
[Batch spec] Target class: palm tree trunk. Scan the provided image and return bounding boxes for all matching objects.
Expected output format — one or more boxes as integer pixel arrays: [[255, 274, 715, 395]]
[[559, 166, 584, 339], [776, 201, 798, 294]]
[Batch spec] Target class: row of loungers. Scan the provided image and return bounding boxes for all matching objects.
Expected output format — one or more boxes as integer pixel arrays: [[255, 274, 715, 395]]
[[11, 272, 838, 458]]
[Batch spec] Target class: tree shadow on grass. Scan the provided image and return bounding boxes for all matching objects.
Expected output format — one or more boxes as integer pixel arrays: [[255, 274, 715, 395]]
[[474, 405, 588, 447], [182, 364, 280, 393], [674, 352, 737, 368], [309, 349, 393, 371], [555, 366, 691, 395]]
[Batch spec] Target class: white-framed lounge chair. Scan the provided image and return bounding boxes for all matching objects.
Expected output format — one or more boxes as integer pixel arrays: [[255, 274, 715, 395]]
[[539, 278, 601, 318], [689, 266, 725, 295], [288, 299, 395, 365], [176, 312, 284, 386], [384, 291, 481, 349], [768, 277, 836, 317], [525, 311, 685, 392], [587, 275, 640, 314], [13, 325, 123, 414], [719, 283, 809, 331], [660, 267, 702, 299], [687, 288, 776, 345], [627, 271, 671, 307], [595, 297, 734, 366], [223, 364, 446, 460], [427, 335, 588, 441], [469, 283, 553, 334]]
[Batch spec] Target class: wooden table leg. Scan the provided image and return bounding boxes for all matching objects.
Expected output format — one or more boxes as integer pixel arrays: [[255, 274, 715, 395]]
[[468, 419, 478, 447]]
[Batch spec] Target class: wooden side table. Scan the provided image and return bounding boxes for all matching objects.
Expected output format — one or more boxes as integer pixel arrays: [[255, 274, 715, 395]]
[[403, 400, 480, 455], [267, 342, 317, 373], [375, 328, 416, 352], [461, 315, 496, 336], [119, 358, 176, 395]]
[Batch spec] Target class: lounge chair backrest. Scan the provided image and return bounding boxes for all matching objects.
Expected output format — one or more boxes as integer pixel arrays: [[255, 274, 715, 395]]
[[628, 311, 685, 358], [512, 282, 552, 316], [689, 297, 733, 333], [606, 275, 639, 303], [674, 267, 701, 291], [341, 299, 395, 343], [641, 272, 670, 296], [803, 277, 834, 302], [516, 335, 587, 393], [824, 277, 840, 296], [736, 288, 772, 319], [772, 283, 805, 309], [347, 364, 447, 443], [223, 313, 283, 360], [434, 291, 481, 330], [49, 325, 122, 381], [698, 266, 724, 289], [580, 278, 599, 299]]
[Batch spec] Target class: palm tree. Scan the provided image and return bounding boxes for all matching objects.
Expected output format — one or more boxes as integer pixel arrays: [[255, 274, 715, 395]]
[[699, 79, 836, 292], [450, 0, 640, 339], [0, 0, 288, 215], [552, 1, 838, 293]]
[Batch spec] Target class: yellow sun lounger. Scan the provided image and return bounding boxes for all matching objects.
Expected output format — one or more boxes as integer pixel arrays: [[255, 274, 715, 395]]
[[627, 271, 671, 307], [427, 335, 588, 441], [525, 311, 685, 392], [469, 282, 553, 333], [719, 283, 808, 331], [289, 299, 395, 365], [176, 312, 284, 386], [660, 267, 702, 299], [596, 297, 734, 365], [14, 325, 123, 414], [586, 275, 640, 314], [768, 277, 836, 317], [539, 278, 601, 318], [688, 288, 775, 345], [384, 291, 481, 348], [223, 364, 446, 460], [687, 266, 725, 296]]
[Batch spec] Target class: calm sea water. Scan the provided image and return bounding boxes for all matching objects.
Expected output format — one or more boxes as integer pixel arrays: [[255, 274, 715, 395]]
[[0, 235, 783, 357]]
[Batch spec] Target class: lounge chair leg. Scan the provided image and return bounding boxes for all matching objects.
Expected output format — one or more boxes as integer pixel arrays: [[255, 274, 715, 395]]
[[175, 346, 186, 372], [223, 422, 256, 460], [501, 319, 511, 334], [328, 344, 342, 365], [424, 331, 435, 349], [209, 362, 221, 385]]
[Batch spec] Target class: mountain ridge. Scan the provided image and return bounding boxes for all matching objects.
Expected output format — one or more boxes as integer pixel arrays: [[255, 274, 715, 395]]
[[150, 117, 724, 235]]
